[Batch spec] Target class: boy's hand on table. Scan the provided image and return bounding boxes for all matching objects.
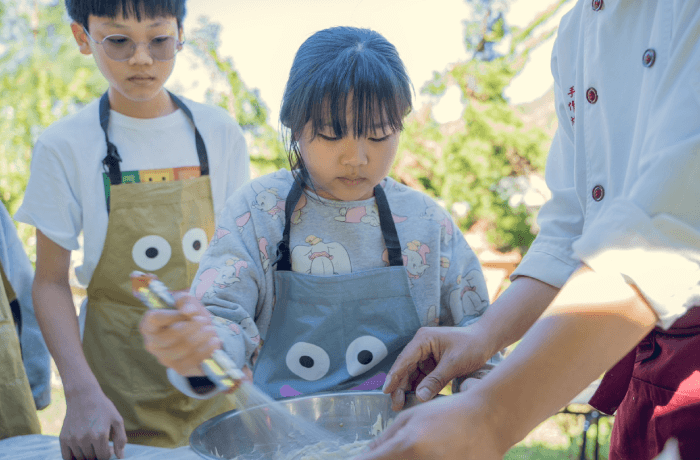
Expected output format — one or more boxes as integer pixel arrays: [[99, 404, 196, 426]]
[[139, 293, 221, 376], [61, 387, 126, 460], [382, 323, 494, 411]]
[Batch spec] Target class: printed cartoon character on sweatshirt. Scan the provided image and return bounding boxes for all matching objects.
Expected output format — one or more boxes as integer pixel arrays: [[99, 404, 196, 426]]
[[194, 257, 249, 300], [449, 270, 489, 324], [420, 198, 454, 245], [211, 226, 231, 245], [240, 316, 261, 345], [291, 235, 352, 275], [235, 212, 251, 233], [426, 305, 439, 326], [386, 181, 409, 193], [251, 184, 307, 224], [440, 256, 450, 285], [251, 184, 285, 220], [258, 237, 271, 272], [402, 240, 431, 286], [211, 315, 241, 334], [334, 204, 408, 227], [335, 205, 381, 226]]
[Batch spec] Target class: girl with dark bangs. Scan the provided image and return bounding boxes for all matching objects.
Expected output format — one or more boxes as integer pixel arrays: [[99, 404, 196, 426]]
[[141, 26, 501, 407]]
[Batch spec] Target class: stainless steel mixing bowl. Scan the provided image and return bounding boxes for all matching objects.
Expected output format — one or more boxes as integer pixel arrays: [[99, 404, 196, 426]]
[[190, 391, 425, 459]]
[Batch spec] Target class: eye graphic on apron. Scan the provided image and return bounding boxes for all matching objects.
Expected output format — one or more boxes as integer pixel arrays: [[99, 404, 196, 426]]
[[182, 228, 208, 263], [285, 342, 331, 381], [132, 235, 172, 271], [346, 335, 389, 377]]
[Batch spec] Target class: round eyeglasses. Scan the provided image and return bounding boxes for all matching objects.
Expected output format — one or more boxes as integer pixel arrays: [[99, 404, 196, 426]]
[[83, 28, 183, 62]]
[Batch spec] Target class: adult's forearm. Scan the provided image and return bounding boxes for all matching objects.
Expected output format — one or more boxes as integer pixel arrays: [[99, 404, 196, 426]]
[[467, 267, 657, 450], [477, 276, 560, 356], [32, 280, 101, 397]]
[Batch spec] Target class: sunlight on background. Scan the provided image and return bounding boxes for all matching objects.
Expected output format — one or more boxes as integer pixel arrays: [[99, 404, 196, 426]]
[[169, 0, 573, 126]]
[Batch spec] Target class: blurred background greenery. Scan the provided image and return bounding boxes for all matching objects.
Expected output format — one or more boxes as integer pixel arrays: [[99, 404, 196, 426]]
[[1, 0, 565, 261], [3, 0, 615, 456]]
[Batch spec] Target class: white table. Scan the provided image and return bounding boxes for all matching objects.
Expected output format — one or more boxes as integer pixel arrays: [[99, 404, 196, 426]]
[[0, 435, 202, 460], [0, 381, 605, 460]]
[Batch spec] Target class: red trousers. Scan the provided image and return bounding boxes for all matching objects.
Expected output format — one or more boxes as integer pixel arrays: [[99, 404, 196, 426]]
[[590, 307, 700, 460]]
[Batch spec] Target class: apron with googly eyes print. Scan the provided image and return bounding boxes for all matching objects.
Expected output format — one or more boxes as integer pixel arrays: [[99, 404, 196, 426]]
[[253, 178, 422, 398], [81, 92, 235, 447]]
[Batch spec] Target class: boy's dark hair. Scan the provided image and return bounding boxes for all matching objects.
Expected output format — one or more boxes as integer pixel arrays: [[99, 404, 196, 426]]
[[280, 26, 413, 179], [65, 0, 186, 31]]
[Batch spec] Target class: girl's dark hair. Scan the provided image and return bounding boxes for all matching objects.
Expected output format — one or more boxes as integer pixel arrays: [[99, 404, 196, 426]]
[[65, 0, 186, 31], [280, 26, 413, 180]]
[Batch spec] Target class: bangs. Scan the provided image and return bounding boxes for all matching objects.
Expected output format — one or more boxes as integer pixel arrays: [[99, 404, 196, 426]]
[[281, 27, 413, 141], [92, 0, 182, 21], [279, 26, 413, 175], [305, 53, 411, 140], [307, 85, 409, 141], [67, 0, 186, 28]]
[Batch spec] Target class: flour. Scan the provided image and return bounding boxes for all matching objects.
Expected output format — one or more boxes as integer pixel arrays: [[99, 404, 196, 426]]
[[268, 413, 394, 460], [272, 439, 371, 460]]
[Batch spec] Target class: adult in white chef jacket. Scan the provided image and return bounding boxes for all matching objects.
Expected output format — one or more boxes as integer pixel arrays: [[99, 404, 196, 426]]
[[358, 1, 700, 459]]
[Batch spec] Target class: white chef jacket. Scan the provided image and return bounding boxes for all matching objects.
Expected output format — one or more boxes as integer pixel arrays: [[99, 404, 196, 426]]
[[511, 0, 700, 329]]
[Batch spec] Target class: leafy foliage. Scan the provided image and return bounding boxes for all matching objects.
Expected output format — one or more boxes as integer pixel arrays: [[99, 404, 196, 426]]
[[0, 0, 104, 258], [185, 17, 287, 178], [392, 0, 571, 252], [1, 0, 571, 258]]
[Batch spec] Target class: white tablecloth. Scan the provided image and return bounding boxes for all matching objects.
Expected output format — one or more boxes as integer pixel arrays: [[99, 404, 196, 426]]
[[0, 435, 202, 460]]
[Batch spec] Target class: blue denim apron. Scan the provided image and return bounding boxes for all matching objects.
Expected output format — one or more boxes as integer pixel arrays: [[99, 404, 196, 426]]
[[253, 178, 421, 398]]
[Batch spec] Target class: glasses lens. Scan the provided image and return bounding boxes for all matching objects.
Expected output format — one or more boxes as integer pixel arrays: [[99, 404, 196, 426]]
[[100, 34, 177, 61], [102, 35, 135, 61], [149, 36, 177, 61]]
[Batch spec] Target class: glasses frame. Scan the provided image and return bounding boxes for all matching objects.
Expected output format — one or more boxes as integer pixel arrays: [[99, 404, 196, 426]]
[[83, 27, 184, 62]]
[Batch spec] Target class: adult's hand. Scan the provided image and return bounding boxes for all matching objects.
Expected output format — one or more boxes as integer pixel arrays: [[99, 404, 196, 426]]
[[61, 387, 126, 460], [357, 391, 506, 460], [139, 293, 221, 376], [382, 322, 495, 411]]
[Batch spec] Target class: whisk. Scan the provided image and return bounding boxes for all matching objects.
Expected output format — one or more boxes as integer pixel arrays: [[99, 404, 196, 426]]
[[131, 271, 343, 459], [131, 271, 244, 389]]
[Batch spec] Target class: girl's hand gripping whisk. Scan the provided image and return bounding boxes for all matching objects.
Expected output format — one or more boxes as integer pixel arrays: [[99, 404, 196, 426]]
[[133, 271, 245, 392]]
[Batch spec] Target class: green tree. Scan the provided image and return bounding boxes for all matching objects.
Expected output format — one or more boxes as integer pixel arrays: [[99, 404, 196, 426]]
[[394, 0, 571, 253], [0, 0, 104, 257], [185, 17, 287, 178]]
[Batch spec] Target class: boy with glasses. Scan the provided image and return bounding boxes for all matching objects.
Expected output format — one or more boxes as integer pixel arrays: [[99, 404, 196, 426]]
[[14, 0, 250, 458]]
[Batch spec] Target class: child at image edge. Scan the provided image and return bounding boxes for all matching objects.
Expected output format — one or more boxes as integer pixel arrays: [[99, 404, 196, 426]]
[[140, 26, 501, 403], [14, 0, 250, 456]]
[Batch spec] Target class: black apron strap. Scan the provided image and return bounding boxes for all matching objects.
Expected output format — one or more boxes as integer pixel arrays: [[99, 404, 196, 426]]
[[1, 263, 22, 344], [273, 178, 304, 272], [273, 177, 403, 271], [10, 299, 22, 351], [168, 92, 209, 176], [99, 91, 210, 212], [374, 183, 403, 266], [99, 92, 122, 214]]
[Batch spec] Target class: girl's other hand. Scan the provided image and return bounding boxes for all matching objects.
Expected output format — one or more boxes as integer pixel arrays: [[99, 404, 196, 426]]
[[139, 294, 221, 376]]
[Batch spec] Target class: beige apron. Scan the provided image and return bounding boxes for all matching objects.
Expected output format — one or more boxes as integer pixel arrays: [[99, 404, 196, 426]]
[[81, 92, 234, 447], [0, 260, 41, 439]]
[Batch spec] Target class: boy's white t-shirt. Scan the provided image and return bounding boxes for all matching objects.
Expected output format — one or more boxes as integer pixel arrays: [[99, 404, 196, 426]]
[[15, 96, 250, 287]]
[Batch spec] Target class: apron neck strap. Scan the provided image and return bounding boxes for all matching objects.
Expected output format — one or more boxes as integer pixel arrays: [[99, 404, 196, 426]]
[[99, 91, 210, 212], [375, 181, 403, 266], [168, 92, 210, 177], [273, 177, 403, 271]]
